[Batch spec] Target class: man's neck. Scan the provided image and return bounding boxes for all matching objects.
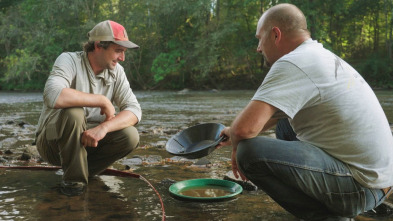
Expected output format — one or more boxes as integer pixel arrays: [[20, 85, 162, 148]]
[[87, 52, 103, 75], [284, 34, 310, 54]]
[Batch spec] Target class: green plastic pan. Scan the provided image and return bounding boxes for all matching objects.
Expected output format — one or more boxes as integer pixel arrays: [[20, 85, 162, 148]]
[[169, 178, 243, 202]]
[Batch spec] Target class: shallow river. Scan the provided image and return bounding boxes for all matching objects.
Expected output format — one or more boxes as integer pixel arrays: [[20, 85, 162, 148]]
[[0, 90, 392, 221]]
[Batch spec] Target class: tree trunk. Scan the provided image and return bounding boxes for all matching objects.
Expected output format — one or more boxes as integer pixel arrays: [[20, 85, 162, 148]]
[[385, 0, 393, 60], [374, 9, 380, 52]]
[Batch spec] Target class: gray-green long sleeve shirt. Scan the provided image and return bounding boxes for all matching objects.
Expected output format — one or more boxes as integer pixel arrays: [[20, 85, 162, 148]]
[[36, 51, 141, 136]]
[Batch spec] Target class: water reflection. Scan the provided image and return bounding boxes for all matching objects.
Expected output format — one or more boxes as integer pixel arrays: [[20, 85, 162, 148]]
[[0, 169, 161, 220], [0, 90, 392, 220]]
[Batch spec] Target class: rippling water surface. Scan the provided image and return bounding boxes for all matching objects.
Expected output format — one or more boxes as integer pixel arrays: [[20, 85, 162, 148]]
[[0, 90, 392, 221]]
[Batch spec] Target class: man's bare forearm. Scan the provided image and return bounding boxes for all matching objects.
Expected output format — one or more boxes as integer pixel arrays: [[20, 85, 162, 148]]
[[99, 110, 138, 133], [54, 88, 110, 109]]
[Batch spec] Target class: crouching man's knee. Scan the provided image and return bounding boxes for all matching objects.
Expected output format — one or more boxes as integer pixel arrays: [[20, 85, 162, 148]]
[[62, 107, 85, 126], [237, 138, 258, 164], [120, 126, 140, 152]]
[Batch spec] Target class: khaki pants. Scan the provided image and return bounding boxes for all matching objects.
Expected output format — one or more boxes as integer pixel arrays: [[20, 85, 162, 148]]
[[36, 107, 139, 184]]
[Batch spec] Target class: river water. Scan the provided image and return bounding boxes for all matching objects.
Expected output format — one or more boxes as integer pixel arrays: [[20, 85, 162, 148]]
[[0, 90, 392, 221]]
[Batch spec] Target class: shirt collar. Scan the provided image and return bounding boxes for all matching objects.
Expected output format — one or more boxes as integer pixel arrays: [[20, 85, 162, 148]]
[[83, 52, 115, 85]]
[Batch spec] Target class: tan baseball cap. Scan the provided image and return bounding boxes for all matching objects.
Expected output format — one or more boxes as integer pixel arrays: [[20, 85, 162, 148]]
[[88, 20, 139, 49]]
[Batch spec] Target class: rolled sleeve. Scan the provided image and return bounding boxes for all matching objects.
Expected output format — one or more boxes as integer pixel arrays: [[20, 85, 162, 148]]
[[123, 94, 142, 122], [113, 68, 142, 122], [251, 60, 319, 119], [43, 53, 75, 108]]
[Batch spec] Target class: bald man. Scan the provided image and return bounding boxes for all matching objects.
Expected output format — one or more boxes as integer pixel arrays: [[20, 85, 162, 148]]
[[218, 3, 393, 221]]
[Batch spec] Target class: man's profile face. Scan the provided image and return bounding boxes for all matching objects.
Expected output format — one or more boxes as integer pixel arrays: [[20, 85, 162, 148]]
[[256, 18, 273, 68], [98, 43, 127, 70]]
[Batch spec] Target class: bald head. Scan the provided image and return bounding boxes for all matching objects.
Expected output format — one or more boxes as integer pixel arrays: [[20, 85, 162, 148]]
[[255, 4, 310, 67], [257, 3, 310, 37]]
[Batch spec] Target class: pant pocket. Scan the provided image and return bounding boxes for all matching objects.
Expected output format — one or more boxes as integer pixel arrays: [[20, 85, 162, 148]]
[[325, 189, 365, 217]]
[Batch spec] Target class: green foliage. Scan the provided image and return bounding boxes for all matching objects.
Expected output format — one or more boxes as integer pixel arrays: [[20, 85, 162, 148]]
[[0, 0, 392, 90], [151, 48, 185, 83], [356, 53, 393, 88], [151, 39, 185, 83], [1, 49, 38, 84]]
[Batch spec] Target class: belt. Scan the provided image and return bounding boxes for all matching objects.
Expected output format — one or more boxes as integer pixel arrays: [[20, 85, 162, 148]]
[[383, 187, 393, 198]]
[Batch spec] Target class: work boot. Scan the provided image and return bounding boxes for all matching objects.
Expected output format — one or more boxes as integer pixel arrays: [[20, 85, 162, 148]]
[[362, 201, 393, 218], [321, 218, 354, 221], [60, 180, 86, 196], [299, 217, 354, 221]]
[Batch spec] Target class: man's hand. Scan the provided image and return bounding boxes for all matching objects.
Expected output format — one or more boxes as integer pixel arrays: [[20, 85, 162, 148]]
[[216, 127, 232, 149], [99, 97, 116, 121], [55, 88, 116, 122], [216, 126, 247, 181], [231, 147, 248, 181], [81, 125, 108, 147], [81, 110, 138, 147], [228, 101, 278, 181]]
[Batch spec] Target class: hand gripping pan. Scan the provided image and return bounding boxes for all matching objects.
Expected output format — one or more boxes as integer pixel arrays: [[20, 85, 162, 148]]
[[165, 123, 226, 159]]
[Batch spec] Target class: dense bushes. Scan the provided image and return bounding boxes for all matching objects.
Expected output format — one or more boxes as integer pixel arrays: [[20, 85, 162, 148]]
[[0, 0, 392, 91]]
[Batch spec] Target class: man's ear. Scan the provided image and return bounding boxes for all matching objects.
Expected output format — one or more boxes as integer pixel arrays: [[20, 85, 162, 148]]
[[94, 41, 101, 50], [272, 27, 281, 44]]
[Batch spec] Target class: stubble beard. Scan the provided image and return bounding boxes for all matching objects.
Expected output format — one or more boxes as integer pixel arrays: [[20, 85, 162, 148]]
[[262, 54, 271, 68]]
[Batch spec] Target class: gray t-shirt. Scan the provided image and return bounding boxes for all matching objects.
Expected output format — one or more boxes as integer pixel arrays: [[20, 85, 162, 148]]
[[252, 39, 393, 189], [36, 51, 142, 135]]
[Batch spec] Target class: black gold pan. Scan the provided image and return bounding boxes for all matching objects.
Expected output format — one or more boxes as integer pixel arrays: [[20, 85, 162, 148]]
[[165, 123, 227, 159]]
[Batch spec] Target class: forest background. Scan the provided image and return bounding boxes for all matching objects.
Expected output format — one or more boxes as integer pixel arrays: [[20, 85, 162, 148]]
[[0, 0, 392, 91]]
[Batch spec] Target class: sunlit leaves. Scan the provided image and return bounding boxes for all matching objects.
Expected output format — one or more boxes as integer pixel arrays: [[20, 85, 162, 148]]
[[0, 0, 391, 90]]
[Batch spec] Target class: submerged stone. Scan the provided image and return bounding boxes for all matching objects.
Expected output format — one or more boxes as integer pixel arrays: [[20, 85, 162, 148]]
[[166, 156, 195, 164], [18, 122, 27, 128], [189, 157, 213, 168], [154, 141, 166, 149], [1, 138, 18, 149], [5, 150, 13, 154], [145, 155, 163, 164], [0, 157, 7, 163], [19, 152, 31, 161], [122, 157, 143, 166], [160, 178, 177, 187]]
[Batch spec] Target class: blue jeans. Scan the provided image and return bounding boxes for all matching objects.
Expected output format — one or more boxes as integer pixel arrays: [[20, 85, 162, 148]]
[[236, 119, 388, 220]]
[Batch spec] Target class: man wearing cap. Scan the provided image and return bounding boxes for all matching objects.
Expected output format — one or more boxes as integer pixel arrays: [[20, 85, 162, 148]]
[[218, 3, 393, 220], [35, 20, 141, 196]]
